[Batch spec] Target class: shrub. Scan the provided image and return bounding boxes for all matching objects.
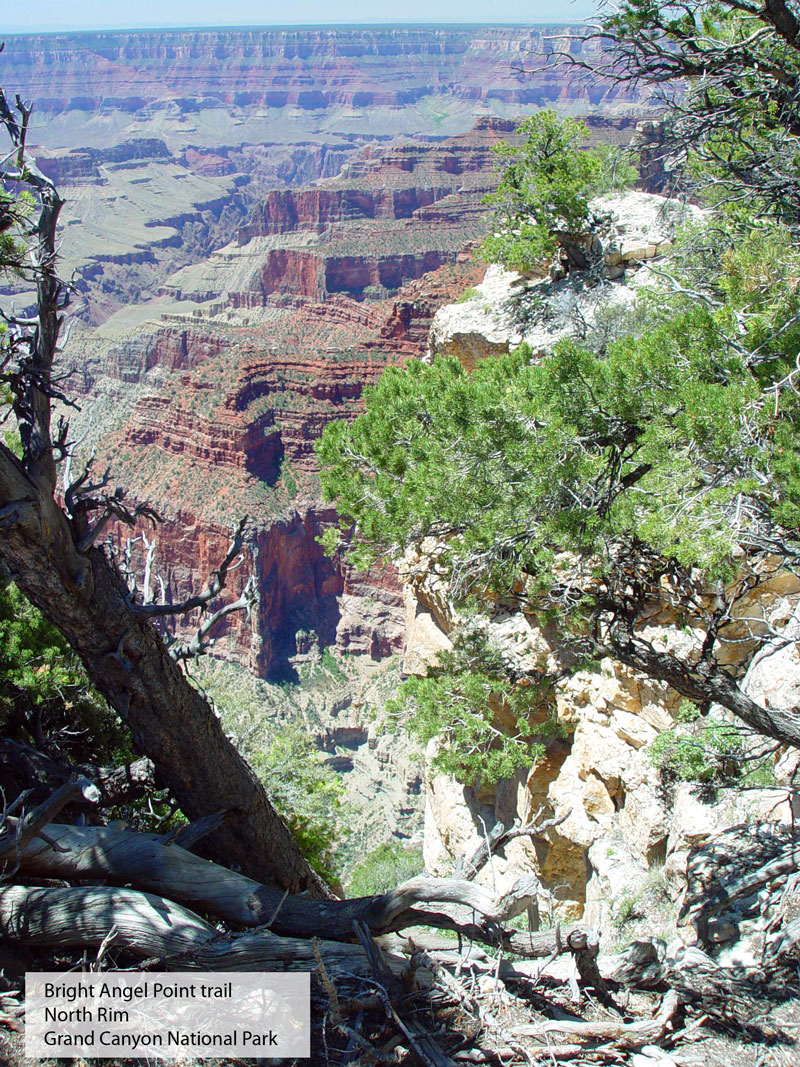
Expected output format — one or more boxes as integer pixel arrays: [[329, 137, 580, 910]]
[[388, 623, 560, 787], [649, 718, 743, 784], [480, 110, 635, 274], [346, 840, 424, 897], [250, 725, 348, 884]]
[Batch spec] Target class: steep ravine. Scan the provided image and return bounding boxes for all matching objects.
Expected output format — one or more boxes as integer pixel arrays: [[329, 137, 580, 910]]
[[8, 25, 658, 873]]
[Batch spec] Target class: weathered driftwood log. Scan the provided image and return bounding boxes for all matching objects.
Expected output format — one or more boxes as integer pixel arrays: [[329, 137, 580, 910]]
[[513, 989, 682, 1048], [17, 823, 551, 946], [682, 836, 800, 934], [0, 885, 408, 980]]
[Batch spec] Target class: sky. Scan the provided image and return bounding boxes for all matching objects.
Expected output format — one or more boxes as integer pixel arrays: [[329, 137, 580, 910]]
[[4, 1, 601, 34]]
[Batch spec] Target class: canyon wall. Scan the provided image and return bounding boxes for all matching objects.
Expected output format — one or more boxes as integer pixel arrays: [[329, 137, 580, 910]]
[[4, 26, 641, 123], [5, 25, 650, 684], [72, 123, 499, 677]]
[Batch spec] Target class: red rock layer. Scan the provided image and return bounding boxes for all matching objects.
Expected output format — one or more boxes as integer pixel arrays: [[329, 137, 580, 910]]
[[105, 251, 481, 673], [106, 325, 233, 381]]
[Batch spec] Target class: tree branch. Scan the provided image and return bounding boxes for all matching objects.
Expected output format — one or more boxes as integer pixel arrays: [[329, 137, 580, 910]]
[[131, 516, 249, 617]]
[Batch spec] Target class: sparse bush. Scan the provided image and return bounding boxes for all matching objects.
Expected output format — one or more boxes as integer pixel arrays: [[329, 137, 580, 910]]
[[321, 645, 347, 682], [251, 725, 348, 885], [388, 623, 560, 787], [0, 581, 129, 765], [346, 840, 424, 897], [456, 286, 480, 303], [650, 718, 743, 784]]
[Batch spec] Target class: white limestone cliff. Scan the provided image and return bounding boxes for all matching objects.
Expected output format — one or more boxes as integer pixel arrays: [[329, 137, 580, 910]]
[[405, 192, 798, 939]]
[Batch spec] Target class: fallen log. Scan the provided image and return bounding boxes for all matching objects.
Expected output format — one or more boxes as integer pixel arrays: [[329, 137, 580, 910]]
[[0, 885, 410, 980], [17, 822, 552, 947], [0, 778, 100, 867]]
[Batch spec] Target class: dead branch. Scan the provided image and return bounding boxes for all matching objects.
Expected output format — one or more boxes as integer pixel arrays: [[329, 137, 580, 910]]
[[565, 926, 618, 1009], [165, 810, 226, 851], [513, 988, 682, 1048], [168, 574, 258, 659], [16, 822, 576, 954], [132, 516, 249, 617], [0, 738, 156, 807], [0, 776, 99, 867], [454, 810, 571, 881]]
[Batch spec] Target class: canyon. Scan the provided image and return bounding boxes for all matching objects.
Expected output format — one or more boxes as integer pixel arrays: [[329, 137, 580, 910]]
[[2, 24, 652, 856]]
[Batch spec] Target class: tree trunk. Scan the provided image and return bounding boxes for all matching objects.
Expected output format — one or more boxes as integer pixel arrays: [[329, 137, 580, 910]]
[[0, 449, 328, 896], [605, 627, 800, 748], [16, 823, 558, 946]]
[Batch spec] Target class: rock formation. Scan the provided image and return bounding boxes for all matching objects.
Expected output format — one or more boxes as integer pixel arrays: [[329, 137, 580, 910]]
[[2, 25, 658, 863], [61, 121, 509, 677], [4, 26, 642, 120], [405, 191, 799, 934]]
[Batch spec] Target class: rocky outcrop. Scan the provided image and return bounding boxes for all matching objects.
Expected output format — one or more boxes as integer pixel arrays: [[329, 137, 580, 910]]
[[116, 504, 404, 678], [407, 517, 800, 934], [105, 325, 233, 381], [239, 186, 455, 240], [407, 194, 797, 933], [78, 117, 492, 676], [36, 138, 172, 183], [428, 191, 702, 367]]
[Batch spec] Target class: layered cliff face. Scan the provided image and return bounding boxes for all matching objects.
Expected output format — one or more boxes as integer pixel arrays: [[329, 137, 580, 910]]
[[76, 122, 498, 677], [404, 192, 799, 934], [24, 137, 368, 324], [4, 26, 642, 133], [162, 123, 502, 310], [95, 253, 484, 676]]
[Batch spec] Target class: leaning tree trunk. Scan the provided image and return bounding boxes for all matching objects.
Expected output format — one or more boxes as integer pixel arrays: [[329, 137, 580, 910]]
[[0, 94, 327, 897], [0, 462, 327, 896]]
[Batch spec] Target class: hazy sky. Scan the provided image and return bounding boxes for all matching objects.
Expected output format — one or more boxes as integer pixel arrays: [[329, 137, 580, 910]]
[[5, 1, 601, 34]]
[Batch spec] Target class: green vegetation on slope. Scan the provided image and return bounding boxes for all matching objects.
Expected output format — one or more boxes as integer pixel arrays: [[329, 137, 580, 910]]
[[318, 100, 800, 783]]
